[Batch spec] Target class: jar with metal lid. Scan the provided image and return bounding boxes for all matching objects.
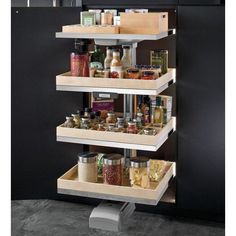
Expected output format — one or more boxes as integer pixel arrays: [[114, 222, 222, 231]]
[[78, 152, 98, 183], [130, 157, 150, 188], [141, 71, 155, 80], [103, 154, 122, 185], [63, 117, 75, 128], [132, 118, 141, 130], [116, 117, 125, 127], [84, 107, 92, 118], [126, 68, 140, 79], [97, 123, 105, 131], [80, 117, 91, 129], [107, 123, 116, 132], [71, 114, 80, 127], [106, 112, 117, 124], [127, 122, 138, 134], [143, 127, 156, 136], [136, 112, 144, 126]]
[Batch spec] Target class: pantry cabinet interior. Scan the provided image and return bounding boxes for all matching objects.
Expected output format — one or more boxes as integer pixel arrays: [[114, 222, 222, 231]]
[[11, 1, 225, 221]]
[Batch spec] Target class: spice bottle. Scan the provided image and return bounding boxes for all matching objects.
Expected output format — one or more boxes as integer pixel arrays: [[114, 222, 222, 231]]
[[63, 117, 75, 128], [121, 46, 131, 69], [71, 114, 80, 127], [127, 122, 138, 134], [110, 50, 123, 78], [80, 117, 91, 129], [103, 154, 122, 185], [130, 157, 150, 188], [104, 47, 113, 70], [78, 152, 98, 183], [106, 112, 117, 124], [154, 97, 164, 127]]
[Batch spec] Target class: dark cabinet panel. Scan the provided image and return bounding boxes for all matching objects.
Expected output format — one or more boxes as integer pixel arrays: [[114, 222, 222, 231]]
[[177, 6, 225, 214], [179, 0, 223, 5], [11, 8, 83, 199]]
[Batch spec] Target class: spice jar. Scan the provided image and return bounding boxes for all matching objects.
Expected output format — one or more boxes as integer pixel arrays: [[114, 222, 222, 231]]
[[71, 114, 80, 127], [63, 117, 75, 128], [143, 127, 156, 136], [116, 117, 125, 127], [106, 112, 117, 124], [107, 124, 116, 132], [80, 117, 91, 129], [101, 12, 113, 25], [127, 122, 138, 134], [141, 71, 155, 80], [130, 157, 150, 188], [126, 69, 140, 79], [78, 152, 98, 183], [103, 154, 122, 185], [136, 112, 144, 126], [97, 123, 105, 131]]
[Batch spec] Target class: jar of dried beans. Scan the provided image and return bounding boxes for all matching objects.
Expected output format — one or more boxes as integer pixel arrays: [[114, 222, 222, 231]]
[[103, 154, 122, 185]]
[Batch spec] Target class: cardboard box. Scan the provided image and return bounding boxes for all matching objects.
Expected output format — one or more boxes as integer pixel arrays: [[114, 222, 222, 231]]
[[120, 12, 168, 34]]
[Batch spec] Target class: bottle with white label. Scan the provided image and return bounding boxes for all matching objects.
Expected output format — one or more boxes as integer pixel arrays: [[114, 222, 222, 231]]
[[110, 50, 123, 78], [104, 47, 113, 70]]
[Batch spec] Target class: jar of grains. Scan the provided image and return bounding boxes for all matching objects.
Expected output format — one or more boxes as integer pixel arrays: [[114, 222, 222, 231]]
[[103, 154, 122, 185], [130, 157, 150, 188], [78, 152, 98, 183]]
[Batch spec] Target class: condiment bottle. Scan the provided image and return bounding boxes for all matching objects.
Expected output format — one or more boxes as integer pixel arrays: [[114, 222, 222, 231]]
[[154, 97, 164, 127], [104, 47, 113, 70], [130, 157, 150, 189], [103, 154, 122, 185], [91, 45, 105, 70], [110, 50, 123, 78], [78, 152, 98, 183], [75, 39, 89, 77], [80, 117, 91, 129], [106, 112, 117, 124], [127, 122, 138, 134], [71, 113, 80, 127], [121, 46, 131, 69], [63, 117, 75, 128]]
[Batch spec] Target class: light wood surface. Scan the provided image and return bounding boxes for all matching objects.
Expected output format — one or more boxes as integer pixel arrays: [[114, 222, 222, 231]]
[[120, 13, 168, 34], [56, 69, 175, 95], [62, 24, 119, 34], [57, 118, 174, 147], [57, 161, 175, 205]]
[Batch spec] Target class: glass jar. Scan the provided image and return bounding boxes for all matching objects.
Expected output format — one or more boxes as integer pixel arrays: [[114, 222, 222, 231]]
[[107, 124, 116, 132], [126, 68, 140, 79], [130, 157, 150, 188], [97, 123, 105, 131], [127, 122, 138, 134], [136, 112, 144, 126], [116, 117, 125, 127], [80, 117, 91, 129], [63, 117, 75, 128], [141, 71, 155, 80], [143, 127, 156, 136], [78, 152, 98, 182], [84, 107, 92, 118], [103, 154, 122, 185], [150, 50, 168, 74], [71, 114, 80, 127], [106, 112, 117, 124]]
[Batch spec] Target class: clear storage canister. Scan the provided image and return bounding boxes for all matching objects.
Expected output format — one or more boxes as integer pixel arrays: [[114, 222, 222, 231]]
[[103, 154, 122, 185], [78, 152, 98, 183], [130, 157, 150, 188]]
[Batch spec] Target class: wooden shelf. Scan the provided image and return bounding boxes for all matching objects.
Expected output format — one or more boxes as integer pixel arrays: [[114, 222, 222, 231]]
[[57, 161, 175, 205], [56, 69, 175, 96], [56, 117, 175, 152]]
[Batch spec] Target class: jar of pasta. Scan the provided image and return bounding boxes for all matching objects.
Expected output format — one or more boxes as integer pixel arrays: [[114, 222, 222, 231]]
[[130, 157, 150, 188], [103, 154, 122, 185]]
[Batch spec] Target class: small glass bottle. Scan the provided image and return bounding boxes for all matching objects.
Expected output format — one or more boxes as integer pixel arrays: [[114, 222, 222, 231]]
[[127, 122, 138, 134], [80, 117, 91, 129], [104, 47, 113, 70], [97, 123, 105, 131], [84, 107, 92, 118], [106, 112, 117, 124], [121, 46, 131, 69], [154, 97, 164, 127], [136, 112, 144, 126], [71, 113, 80, 127], [63, 117, 75, 128], [110, 50, 123, 78]]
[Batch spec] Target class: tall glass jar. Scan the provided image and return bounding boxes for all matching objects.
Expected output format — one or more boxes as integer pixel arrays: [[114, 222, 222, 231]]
[[78, 152, 98, 183], [130, 157, 150, 188], [150, 50, 168, 74], [103, 154, 122, 185]]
